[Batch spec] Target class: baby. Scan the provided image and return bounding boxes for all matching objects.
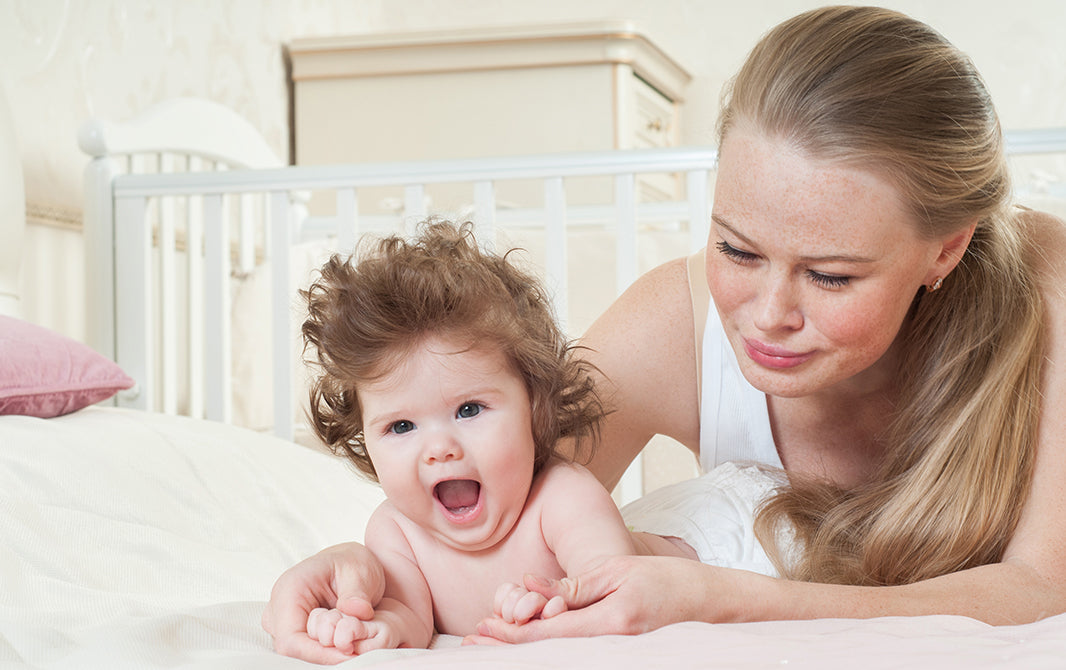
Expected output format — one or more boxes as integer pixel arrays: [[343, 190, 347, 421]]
[[299, 220, 690, 653]]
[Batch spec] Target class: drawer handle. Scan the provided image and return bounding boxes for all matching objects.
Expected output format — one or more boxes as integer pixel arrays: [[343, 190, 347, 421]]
[[646, 118, 665, 132]]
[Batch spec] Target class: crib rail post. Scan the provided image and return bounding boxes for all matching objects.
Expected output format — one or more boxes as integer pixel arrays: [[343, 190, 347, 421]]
[[113, 195, 152, 411], [83, 156, 118, 362], [271, 191, 294, 441], [335, 188, 358, 252], [203, 193, 232, 423], [614, 172, 638, 295], [687, 169, 710, 249], [472, 180, 497, 251], [543, 176, 568, 331]]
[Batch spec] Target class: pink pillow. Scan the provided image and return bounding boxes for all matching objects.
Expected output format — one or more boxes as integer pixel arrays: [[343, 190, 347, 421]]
[[0, 315, 135, 418]]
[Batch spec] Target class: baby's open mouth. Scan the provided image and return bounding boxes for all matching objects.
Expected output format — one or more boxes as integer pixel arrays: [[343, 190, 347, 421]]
[[434, 479, 481, 515]]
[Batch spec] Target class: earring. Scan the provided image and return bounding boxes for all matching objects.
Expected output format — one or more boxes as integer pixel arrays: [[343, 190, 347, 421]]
[[929, 277, 944, 292]]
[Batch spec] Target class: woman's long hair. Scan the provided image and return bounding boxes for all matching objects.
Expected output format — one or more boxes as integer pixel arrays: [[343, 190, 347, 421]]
[[720, 6, 1045, 585]]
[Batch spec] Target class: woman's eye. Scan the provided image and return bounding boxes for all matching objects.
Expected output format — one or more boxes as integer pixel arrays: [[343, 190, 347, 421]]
[[715, 240, 758, 263], [457, 403, 482, 419], [389, 420, 415, 435], [807, 271, 851, 289]]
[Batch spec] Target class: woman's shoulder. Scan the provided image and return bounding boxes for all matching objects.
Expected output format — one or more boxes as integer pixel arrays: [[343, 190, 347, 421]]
[[598, 255, 691, 328], [1019, 206, 1066, 248], [580, 253, 699, 396], [574, 254, 703, 477], [1018, 207, 1066, 297]]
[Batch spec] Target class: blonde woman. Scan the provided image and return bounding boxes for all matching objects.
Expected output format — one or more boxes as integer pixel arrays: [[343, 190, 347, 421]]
[[265, 6, 1066, 653]]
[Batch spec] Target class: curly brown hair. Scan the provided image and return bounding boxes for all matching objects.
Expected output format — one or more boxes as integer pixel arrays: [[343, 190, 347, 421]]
[[302, 219, 604, 481]]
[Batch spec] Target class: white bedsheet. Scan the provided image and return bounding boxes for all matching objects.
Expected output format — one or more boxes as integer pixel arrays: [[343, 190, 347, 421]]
[[2, 407, 1065, 669], [0, 407, 386, 668]]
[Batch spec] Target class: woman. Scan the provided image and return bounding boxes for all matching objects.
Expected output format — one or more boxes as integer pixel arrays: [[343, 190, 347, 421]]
[[264, 6, 1066, 659]]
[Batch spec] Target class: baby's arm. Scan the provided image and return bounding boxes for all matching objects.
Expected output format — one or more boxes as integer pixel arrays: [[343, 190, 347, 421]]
[[307, 505, 435, 654], [495, 462, 638, 624]]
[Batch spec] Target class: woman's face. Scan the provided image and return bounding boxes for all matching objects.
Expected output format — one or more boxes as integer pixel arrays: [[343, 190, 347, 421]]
[[708, 126, 947, 398]]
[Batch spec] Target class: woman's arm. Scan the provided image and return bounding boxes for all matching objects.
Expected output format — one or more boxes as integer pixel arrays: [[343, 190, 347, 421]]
[[478, 550, 1065, 643], [575, 257, 701, 489]]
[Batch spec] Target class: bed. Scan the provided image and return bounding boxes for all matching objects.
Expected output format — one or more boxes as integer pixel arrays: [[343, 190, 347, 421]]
[[3, 96, 1066, 669]]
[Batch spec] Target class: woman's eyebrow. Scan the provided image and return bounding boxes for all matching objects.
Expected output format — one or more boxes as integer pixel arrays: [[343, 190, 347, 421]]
[[711, 214, 876, 264]]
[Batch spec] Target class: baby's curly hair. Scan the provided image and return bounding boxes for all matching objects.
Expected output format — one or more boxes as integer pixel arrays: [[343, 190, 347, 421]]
[[302, 219, 603, 481]]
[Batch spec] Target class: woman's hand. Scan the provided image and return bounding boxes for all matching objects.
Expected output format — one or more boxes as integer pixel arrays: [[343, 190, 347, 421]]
[[475, 555, 750, 643], [261, 542, 387, 664]]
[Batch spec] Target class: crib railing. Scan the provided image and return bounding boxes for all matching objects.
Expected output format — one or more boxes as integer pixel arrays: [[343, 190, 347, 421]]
[[101, 147, 716, 439], [81, 98, 287, 421], [92, 148, 716, 503]]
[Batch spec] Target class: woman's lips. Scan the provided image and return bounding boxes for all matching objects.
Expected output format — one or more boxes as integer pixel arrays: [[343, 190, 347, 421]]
[[743, 338, 814, 369]]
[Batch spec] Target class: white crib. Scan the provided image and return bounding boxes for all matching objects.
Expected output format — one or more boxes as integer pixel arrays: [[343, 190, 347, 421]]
[[79, 99, 718, 501]]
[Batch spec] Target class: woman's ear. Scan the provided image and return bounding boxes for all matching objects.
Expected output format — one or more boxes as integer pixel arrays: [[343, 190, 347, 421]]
[[925, 221, 977, 286]]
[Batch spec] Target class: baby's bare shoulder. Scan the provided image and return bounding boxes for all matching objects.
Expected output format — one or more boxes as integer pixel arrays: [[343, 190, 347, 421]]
[[531, 458, 603, 493], [527, 459, 617, 526]]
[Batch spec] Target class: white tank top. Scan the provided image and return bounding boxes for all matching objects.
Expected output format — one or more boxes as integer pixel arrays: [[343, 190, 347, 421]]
[[699, 305, 782, 471], [687, 249, 782, 472]]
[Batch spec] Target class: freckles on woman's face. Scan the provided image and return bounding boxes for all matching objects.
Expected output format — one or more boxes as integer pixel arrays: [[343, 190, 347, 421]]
[[706, 127, 943, 397]]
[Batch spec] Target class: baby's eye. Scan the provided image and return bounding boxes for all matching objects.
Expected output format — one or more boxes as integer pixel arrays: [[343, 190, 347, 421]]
[[457, 403, 482, 419], [389, 420, 415, 435]]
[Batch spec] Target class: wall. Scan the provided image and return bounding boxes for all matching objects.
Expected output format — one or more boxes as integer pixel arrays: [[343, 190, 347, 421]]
[[3, 0, 1065, 339]]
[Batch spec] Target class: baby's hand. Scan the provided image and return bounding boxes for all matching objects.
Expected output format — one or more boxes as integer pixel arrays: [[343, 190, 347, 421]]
[[307, 607, 393, 655], [494, 581, 568, 624]]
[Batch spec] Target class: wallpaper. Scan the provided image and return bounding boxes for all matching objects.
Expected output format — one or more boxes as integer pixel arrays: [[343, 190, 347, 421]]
[[2, 0, 1064, 336]]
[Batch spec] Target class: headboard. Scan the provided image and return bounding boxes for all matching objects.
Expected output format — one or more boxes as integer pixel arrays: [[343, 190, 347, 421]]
[[79, 97, 286, 360], [79, 98, 289, 422], [0, 84, 26, 319]]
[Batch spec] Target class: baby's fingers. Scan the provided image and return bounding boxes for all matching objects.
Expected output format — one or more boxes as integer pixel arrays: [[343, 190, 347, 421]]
[[332, 615, 371, 655], [307, 608, 344, 646], [348, 619, 402, 656], [494, 582, 525, 622], [512, 591, 550, 625]]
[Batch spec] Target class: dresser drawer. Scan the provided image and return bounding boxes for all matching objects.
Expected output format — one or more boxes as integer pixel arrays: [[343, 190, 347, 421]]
[[631, 76, 677, 149]]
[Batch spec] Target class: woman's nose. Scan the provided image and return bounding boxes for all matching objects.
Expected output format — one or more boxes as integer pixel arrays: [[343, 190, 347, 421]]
[[752, 274, 803, 332]]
